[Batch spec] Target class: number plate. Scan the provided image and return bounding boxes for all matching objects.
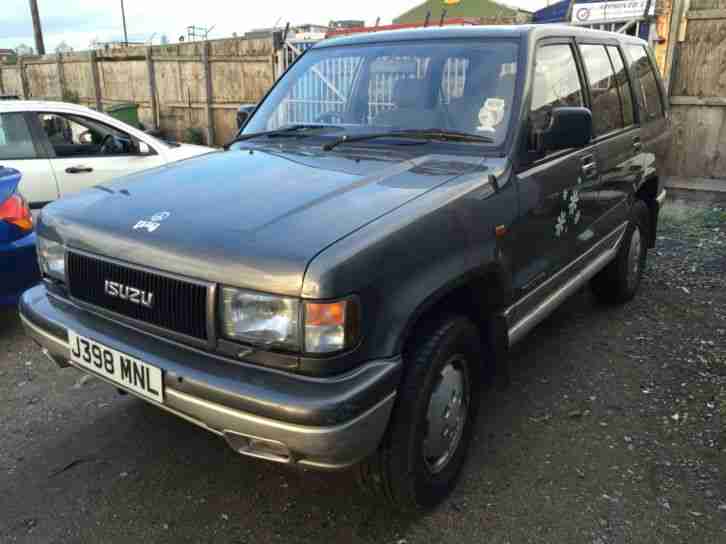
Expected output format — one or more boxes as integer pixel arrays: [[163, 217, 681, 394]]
[[68, 331, 164, 403]]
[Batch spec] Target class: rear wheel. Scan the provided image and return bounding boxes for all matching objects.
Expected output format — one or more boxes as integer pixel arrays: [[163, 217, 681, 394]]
[[591, 200, 650, 304], [356, 315, 482, 511]]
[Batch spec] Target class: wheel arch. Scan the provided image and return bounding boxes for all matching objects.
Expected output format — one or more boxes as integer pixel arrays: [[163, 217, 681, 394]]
[[636, 175, 660, 248], [395, 262, 513, 369]]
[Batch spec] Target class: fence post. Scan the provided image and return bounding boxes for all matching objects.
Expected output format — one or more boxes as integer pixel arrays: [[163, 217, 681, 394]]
[[19, 58, 30, 98], [145, 46, 159, 129], [56, 52, 66, 101], [201, 41, 216, 146], [89, 50, 103, 111]]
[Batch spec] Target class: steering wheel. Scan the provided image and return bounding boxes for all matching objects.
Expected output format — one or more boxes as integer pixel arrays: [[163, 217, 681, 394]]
[[99, 134, 120, 154]]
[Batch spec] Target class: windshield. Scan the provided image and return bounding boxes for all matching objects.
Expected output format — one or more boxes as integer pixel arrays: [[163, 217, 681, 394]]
[[244, 40, 520, 147]]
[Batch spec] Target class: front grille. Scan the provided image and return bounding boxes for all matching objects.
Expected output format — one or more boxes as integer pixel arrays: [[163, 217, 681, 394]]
[[67, 251, 208, 341]]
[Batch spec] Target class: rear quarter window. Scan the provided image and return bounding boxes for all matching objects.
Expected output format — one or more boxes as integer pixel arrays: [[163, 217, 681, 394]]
[[625, 44, 663, 120]]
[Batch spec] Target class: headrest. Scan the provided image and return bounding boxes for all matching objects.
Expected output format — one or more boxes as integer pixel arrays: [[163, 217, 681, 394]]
[[393, 78, 428, 109]]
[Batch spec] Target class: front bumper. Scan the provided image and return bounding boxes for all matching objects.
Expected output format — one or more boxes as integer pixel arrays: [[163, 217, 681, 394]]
[[20, 285, 400, 470]]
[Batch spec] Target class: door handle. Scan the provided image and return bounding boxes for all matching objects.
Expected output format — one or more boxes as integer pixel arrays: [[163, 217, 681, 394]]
[[581, 155, 597, 179], [65, 166, 93, 174], [581, 162, 598, 177]]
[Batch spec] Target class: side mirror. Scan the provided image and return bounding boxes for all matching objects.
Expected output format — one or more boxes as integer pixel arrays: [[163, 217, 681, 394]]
[[237, 104, 257, 129], [539, 107, 592, 152], [137, 141, 152, 155]]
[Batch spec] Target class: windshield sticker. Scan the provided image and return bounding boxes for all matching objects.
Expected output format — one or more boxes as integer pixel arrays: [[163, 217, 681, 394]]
[[501, 62, 517, 77], [477, 98, 506, 133]]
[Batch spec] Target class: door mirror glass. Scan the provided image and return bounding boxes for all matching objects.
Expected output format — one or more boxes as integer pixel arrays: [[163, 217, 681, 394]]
[[236, 105, 256, 129], [538, 107, 592, 152]]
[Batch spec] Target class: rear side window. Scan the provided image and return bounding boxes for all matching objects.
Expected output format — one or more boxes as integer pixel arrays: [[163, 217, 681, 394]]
[[626, 45, 663, 120], [530, 44, 584, 131], [606, 46, 635, 127], [579, 44, 623, 136], [0, 113, 37, 160]]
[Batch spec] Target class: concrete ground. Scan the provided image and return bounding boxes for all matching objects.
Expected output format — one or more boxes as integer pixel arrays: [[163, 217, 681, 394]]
[[1, 201, 724, 544]]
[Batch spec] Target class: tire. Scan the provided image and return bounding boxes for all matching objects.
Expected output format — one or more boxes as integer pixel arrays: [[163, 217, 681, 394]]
[[355, 315, 482, 512], [591, 200, 650, 304]]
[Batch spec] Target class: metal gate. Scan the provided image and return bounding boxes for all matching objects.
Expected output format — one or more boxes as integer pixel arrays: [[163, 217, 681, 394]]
[[275, 40, 469, 126]]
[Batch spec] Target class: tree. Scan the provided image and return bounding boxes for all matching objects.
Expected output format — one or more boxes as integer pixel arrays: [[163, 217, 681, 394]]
[[55, 41, 72, 54], [160, 34, 169, 45], [15, 44, 34, 56]]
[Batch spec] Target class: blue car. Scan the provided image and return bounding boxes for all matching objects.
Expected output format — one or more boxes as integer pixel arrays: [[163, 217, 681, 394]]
[[0, 167, 39, 307]]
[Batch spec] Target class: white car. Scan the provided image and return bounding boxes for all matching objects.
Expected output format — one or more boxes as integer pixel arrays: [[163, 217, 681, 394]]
[[0, 101, 215, 208]]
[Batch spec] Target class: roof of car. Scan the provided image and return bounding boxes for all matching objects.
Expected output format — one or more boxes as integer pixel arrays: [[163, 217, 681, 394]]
[[0, 100, 100, 115], [316, 24, 648, 49]]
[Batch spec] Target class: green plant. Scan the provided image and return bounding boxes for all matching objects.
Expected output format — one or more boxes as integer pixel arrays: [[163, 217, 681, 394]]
[[62, 89, 80, 104], [184, 127, 205, 145]]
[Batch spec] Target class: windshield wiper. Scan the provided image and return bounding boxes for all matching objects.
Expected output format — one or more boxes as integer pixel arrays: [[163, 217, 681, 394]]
[[225, 124, 343, 148], [322, 129, 495, 151]]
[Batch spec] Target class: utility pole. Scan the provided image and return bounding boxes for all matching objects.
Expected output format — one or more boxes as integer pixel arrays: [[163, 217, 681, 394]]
[[121, 0, 129, 46], [28, 0, 45, 55]]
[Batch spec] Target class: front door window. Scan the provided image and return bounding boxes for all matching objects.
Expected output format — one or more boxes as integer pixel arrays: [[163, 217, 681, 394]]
[[38, 113, 137, 157]]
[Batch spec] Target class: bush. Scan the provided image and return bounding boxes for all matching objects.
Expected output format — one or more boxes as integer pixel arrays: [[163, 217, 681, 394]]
[[62, 89, 80, 104], [184, 127, 205, 145]]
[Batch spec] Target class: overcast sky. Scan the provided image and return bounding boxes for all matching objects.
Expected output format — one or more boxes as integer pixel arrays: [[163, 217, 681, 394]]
[[1, 0, 549, 52]]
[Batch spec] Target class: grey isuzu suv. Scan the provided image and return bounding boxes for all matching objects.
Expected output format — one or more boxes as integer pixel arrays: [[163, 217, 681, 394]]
[[21, 25, 670, 510]]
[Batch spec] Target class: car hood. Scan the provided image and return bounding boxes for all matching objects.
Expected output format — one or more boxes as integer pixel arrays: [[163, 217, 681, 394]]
[[40, 145, 486, 296], [163, 142, 216, 162]]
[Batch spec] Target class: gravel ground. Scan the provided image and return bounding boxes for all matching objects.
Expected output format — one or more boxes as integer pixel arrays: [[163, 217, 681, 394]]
[[1, 201, 724, 544]]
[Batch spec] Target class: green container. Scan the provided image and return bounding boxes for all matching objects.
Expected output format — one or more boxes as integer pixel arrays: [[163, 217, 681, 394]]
[[106, 102, 140, 128]]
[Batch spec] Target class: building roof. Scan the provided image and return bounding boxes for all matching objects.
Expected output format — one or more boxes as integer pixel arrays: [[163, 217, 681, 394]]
[[394, 0, 517, 24]]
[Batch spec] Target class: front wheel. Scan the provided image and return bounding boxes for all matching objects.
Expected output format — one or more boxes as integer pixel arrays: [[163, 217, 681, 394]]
[[356, 315, 482, 511]]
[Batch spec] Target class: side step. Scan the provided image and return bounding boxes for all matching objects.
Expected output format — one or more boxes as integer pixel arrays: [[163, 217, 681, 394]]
[[504, 222, 628, 347]]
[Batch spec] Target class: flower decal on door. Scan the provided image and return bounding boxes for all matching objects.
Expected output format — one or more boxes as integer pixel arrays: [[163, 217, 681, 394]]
[[555, 211, 568, 238], [555, 187, 582, 238]]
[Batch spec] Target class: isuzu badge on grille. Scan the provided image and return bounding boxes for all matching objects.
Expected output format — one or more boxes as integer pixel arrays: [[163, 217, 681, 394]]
[[104, 280, 154, 308]]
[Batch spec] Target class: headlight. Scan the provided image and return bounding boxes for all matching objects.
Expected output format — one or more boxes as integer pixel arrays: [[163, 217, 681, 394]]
[[37, 236, 65, 282], [221, 288, 300, 350], [221, 288, 360, 355]]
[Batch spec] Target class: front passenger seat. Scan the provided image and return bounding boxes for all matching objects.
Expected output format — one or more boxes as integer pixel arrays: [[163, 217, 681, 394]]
[[373, 78, 441, 130]]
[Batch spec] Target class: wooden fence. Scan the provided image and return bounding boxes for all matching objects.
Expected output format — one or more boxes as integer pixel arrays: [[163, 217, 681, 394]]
[[666, 0, 726, 179], [0, 36, 278, 146]]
